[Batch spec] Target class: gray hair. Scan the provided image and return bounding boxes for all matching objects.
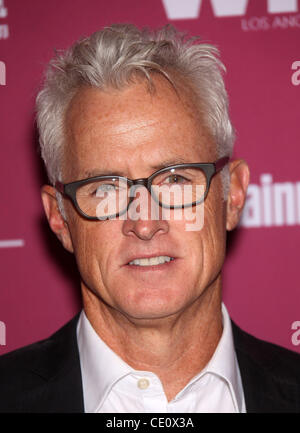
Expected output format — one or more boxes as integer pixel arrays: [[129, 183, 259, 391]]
[[36, 23, 234, 200]]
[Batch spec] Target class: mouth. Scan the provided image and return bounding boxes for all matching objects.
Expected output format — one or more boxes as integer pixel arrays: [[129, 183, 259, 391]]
[[126, 255, 175, 267]]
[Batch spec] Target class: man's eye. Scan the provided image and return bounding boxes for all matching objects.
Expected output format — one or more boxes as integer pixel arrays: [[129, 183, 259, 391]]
[[94, 184, 117, 196], [164, 174, 188, 184]]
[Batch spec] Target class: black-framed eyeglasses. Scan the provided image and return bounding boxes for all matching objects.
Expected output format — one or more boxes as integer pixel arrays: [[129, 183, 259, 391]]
[[55, 156, 229, 220]]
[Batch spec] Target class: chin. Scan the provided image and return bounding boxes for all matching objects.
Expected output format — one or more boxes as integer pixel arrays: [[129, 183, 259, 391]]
[[121, 307, 182, 321], [114, 287, 193, 321]]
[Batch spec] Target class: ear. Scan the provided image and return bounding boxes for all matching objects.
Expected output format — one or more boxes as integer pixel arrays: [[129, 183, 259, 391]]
[[41, 185, 74, 253], [226, 160, 250, 231]]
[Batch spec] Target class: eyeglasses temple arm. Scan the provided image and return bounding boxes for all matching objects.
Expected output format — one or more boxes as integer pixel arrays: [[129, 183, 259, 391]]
[[214, 156, 230, 173], [55, 181, 65, 194]]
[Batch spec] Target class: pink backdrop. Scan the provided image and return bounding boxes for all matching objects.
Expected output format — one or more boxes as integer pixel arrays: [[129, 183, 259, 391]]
[[1, 0, 300, 355]]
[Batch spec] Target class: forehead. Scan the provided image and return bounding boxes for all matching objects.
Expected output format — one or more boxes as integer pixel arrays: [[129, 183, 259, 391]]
[[64, 75, 216, 179]]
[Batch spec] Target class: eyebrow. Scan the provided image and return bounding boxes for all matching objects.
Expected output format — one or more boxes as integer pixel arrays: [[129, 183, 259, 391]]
[[150, 158, 188, 170], [83, 169, 126, 178], [82, 158, 189, 179]]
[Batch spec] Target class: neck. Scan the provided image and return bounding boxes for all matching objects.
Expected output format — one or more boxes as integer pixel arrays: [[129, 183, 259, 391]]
[[81, 277, 223, 401]]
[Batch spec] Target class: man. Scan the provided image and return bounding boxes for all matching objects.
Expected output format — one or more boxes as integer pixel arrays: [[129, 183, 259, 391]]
[[1, 23, 300, 413]]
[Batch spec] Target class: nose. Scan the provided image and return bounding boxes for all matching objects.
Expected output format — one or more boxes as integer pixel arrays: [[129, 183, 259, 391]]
[[122, 185, 169, 240]]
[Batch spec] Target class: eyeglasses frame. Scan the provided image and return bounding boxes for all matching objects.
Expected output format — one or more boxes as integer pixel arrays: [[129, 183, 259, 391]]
[[55, 156, 229, 220]]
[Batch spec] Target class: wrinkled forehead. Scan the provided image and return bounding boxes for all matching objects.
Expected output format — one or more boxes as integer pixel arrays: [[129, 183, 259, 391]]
[[63, 75, 217, 179]]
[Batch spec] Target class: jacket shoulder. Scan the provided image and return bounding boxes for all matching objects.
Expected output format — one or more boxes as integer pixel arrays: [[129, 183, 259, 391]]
[[0, 314, 78, 369], [232, 321, 300, 412], [232, 321, 300, 379], [0, 314, 82, 412]]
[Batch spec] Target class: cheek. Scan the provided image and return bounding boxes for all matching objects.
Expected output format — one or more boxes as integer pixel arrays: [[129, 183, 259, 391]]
[[201, 200, 227, 274], [178, 200, 226, 284], [68, 218, 119, 284]]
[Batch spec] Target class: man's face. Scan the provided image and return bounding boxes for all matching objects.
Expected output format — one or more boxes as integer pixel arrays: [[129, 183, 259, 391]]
[[57, 76, 229, 320]]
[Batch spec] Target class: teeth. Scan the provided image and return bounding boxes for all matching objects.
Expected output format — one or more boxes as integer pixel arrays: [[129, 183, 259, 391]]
[[129, 256, 174, 266]]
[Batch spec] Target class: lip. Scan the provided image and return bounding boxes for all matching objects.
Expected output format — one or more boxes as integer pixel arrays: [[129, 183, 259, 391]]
[[123, 253, 177, 267]]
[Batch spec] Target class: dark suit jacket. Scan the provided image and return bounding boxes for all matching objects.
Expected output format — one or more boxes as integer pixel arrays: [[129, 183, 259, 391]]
[[0, 314, 300, 413]]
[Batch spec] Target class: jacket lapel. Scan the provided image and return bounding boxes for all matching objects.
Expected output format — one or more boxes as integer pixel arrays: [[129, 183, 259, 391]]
[[18, 314, 84, 413]]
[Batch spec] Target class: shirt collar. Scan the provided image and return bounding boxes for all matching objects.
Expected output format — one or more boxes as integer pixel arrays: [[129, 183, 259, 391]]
[[77, 303, 245, 413], [77, 310, 134, 412]]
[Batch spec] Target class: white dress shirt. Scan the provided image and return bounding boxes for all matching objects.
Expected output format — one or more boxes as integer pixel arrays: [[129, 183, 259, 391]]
[[76, 303, 246, 413]]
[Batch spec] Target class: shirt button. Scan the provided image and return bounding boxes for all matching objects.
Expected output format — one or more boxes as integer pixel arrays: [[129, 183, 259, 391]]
[[137, 378, 150, 390]]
